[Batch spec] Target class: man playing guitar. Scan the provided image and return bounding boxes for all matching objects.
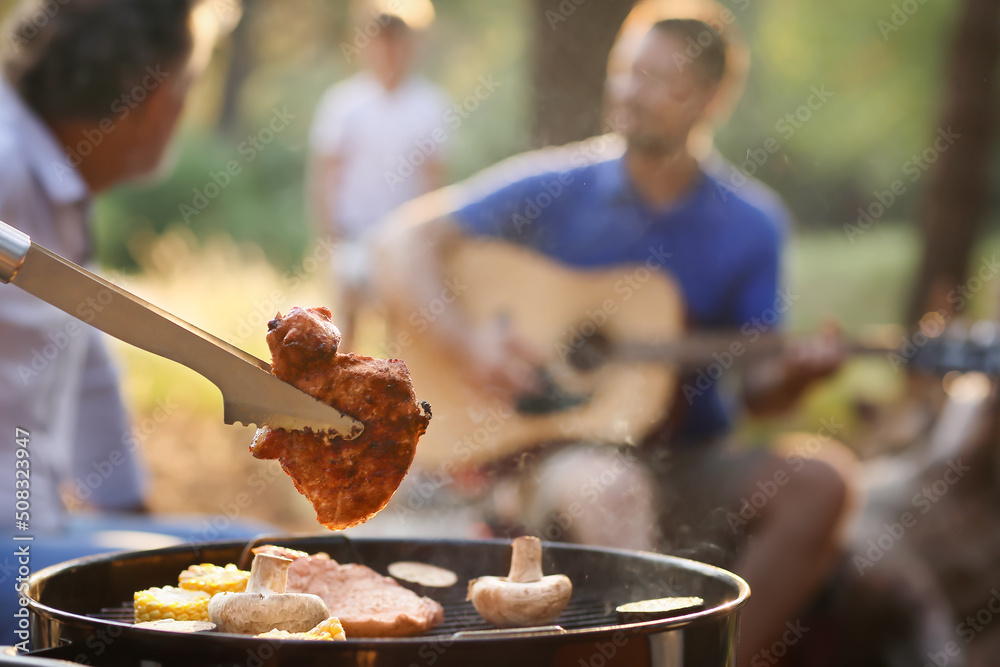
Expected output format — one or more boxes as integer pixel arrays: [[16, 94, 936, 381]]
[[376, 15, 851, 667]]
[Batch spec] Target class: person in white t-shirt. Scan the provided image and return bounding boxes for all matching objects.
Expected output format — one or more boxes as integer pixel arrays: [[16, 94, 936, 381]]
[[308, 12, 449, 348]]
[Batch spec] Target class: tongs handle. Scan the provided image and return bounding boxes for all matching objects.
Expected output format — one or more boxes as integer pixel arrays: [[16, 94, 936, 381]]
[[0, 221, 30, 283], [0, 218, 363, 437]]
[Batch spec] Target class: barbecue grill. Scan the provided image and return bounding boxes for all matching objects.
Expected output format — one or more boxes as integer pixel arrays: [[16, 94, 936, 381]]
[[17, 535, 749, 666]]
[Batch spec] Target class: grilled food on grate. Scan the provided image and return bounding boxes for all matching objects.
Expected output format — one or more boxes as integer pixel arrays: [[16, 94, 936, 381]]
[[468, 536, 572, 627], [208, 552, 330, 635], [133, 586, 211, 622], [178, 563, 250, 595], [255, 616, 347, 641], [31, 537, 748, 666], [284, 550, 444, 637]]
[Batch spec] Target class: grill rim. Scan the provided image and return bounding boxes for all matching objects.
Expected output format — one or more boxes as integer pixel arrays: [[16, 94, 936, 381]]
[[25, 536, 750, 647]]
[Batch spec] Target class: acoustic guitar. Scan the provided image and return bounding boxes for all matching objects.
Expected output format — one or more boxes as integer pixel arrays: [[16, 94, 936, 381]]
[[382, 238, 1000, 469], [379, 239, 678, 468]]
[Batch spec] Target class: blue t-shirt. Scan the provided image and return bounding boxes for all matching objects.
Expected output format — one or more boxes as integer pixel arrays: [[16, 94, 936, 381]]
[[453, 154, 787, 442]]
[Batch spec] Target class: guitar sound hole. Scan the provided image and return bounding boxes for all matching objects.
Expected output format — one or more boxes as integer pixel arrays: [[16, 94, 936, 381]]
[[566, 330, 611, 372]]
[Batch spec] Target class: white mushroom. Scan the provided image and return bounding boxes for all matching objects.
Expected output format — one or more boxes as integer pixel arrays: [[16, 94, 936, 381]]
[[208, 552, 329, 635], [467, 536, 572, 627]]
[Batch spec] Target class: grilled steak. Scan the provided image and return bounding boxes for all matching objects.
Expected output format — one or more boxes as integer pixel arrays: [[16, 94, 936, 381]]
[[286, 554, 444, 637]]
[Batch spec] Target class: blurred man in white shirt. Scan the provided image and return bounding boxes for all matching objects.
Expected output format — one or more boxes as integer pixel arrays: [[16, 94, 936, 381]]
[[308, 10, 449, 348]]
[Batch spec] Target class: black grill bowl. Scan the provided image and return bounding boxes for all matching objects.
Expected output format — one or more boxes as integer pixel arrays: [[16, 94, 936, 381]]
[[23, 536, 749, 667]]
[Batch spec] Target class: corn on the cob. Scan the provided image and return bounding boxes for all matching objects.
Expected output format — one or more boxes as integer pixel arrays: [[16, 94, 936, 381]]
[[178, 563, 250, 595], [134, 586, 210, 622], [255, 617, 347, 641]]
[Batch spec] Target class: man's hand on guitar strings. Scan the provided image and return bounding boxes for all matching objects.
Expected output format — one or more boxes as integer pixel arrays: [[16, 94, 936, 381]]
[[783, 320, 846, 386], [744, 320, 846, 415], [459, 324, 546, 404]]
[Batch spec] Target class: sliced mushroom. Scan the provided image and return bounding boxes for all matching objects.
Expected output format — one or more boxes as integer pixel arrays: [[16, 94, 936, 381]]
[[388, 561, 458, 588], [467, 536, 572, 627], [208, 552, 329, 635]]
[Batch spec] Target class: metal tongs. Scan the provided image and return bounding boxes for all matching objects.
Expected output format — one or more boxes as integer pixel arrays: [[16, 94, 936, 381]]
[[0, 220, 363, 439]]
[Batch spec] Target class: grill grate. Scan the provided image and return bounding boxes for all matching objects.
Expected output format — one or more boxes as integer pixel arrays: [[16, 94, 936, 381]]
[[28, 539, 748, 666], [428, 592, 616, 635], [91, 593, 617, 637]]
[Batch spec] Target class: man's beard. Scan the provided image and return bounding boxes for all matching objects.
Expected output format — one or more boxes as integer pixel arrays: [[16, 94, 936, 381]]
[[625, 131, 684, 156], [619, 102, 687, 156]]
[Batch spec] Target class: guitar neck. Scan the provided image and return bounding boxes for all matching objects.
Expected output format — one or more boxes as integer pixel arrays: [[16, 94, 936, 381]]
[[611, 332, 894, 370]]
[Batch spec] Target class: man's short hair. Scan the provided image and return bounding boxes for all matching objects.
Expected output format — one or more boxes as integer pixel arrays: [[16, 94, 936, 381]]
[[375, 13, 412, 38], [651, 18, 726, 85], [3, 0, 200, 121]]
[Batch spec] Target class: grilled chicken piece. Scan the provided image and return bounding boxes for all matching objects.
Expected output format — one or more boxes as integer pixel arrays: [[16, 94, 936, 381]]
[[286, 554, 444, 637], [251, 306, 431, 530]]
